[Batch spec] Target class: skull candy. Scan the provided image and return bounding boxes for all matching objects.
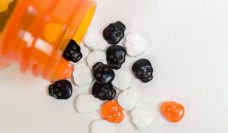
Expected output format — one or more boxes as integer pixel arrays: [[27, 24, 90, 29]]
[[103, 21, 126, 44], [132, 59, 153, 83], [63, 39, 82, 63], [49, 80, 72, 99], [106, 45, 126, 69], [101, 101, 124, 123], [93, 62, 115, 84], [92, 82, 116, 101]]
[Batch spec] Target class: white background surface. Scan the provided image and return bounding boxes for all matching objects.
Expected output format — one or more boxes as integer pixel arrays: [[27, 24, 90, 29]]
[[0, 0, 228, 133]]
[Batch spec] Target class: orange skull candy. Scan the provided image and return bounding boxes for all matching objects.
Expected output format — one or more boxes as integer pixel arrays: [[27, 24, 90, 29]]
[[101, 101, 124, 123], [160, 101, 185, 123]]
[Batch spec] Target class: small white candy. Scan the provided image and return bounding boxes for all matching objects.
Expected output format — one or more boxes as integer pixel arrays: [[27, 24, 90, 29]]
[[125, 33, 146, 57], [131, 105, 153, 130], [76, 94, 102, 113], [73, 63, 93, 86], [84, 30, 108, 51], [91, 120, 115, 133], [112, 70, 132, 90], [87, 50, 107, 69], [117, 88, 142, 111]]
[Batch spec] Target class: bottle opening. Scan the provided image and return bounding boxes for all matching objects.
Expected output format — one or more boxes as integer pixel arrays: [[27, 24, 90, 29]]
[[0, 0, 17, 31], [0, 0, 96, 81]]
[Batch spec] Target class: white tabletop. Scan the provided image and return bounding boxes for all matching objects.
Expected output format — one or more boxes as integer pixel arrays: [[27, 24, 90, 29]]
[[0, 0, 228, 133]]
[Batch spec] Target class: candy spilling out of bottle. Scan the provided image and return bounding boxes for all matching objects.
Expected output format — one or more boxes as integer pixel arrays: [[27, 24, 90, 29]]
[[48, 21, 186, 132]]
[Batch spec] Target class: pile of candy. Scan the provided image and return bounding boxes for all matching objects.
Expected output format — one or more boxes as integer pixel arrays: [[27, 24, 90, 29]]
[[48, 21, 185, 132]]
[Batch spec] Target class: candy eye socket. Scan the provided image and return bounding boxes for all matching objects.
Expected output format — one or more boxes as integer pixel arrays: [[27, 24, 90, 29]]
[[116, 31, 122, 37], [146, 68, 152, 73], [118, 55, 123, 60], [137, 71, 143, 76], [95, 72, 102, 78], [146, 67, 151, 70], [109, 55, 114, 59]]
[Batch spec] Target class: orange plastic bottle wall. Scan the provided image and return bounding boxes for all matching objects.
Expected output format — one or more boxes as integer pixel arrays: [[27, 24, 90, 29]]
[[0, 0, 96, 81]]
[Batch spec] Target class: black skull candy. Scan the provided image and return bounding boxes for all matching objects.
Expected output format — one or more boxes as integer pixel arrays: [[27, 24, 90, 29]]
[[103, 21, 126, 44], [49, 80, 72, 99], [92, 82, 116, 101], [132, 59, 153, 83], [63, 39, 82, 63], [106, 45, 126, 69], [93, 62, 115, 84]]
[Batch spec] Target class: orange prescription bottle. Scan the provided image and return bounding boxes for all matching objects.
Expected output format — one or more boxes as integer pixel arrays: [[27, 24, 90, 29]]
[[0, 0, 96, 81]]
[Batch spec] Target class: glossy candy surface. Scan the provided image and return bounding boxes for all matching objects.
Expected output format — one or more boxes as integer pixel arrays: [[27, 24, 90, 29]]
[[93, 62, 115, 84], [106, 45, 126, 69], [49, 80, 72, 99], [125, 33, 146, 57], [63, 39, 82, 63], [160, 101, 185, 123], [101, 101, 124, 123], [132, 59, 153, 83], [103, 21, 126, 44], [92, 82, 116, 101], [131, 105, 154, 130], [112, 70, 132, 90], [73, 62, 93, 86], [84, 30, 108, 51], [117, 88, 142, 111]]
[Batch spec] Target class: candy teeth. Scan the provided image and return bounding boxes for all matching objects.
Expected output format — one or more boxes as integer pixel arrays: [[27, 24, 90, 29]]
[[125, 33, 146, 57], [117, 88, 142, 111], [75, 94, 102, 113], [86, 50, 107, 69], [131, 105, 154, 130], [84, 30, 108, 51], [91, 120, 116, 133], [112, 70, 132, 91], [73, 62, 93, 86]]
